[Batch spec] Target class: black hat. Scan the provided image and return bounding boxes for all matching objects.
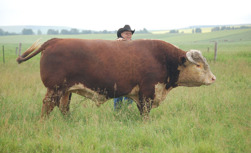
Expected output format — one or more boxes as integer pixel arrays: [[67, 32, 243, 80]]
[[117, 25, 135, 38]]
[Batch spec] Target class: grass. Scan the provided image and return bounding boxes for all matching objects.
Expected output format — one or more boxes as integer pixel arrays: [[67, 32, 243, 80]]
[[0, 29, 250, 152]]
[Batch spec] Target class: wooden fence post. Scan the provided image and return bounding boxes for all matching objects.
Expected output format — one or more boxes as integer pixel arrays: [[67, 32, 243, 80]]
[[16, 47, 18, 56], [19, 43, 22, 56], [214, 42, 218, 62], [2, 46, 5, 64]]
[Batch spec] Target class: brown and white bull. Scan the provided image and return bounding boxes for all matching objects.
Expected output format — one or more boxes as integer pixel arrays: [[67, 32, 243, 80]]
[[17, 38, 216, 117]]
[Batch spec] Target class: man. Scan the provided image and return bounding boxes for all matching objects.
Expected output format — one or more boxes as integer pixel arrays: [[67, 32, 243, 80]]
[[114, 25, 135, 110], [117, 25, 135, 41]]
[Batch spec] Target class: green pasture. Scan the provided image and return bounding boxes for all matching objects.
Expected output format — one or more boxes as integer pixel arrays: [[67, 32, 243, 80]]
[[0, 29, 250, 152]]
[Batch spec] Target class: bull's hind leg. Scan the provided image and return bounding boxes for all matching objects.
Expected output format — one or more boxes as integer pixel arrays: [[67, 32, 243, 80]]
[[41, 89, 61, 118], [59, 92, 71, 115]]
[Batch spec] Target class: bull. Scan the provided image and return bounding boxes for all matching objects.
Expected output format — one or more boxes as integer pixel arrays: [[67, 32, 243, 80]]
[[17, 38, 216, 117]]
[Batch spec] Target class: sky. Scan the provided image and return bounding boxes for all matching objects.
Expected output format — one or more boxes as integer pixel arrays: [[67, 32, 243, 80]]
[[0, 0, 251, 31]]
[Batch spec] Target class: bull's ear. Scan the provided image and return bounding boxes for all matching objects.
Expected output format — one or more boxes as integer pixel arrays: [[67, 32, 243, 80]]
[[179, 56, 186, 65], [186, 50, 200, 65]]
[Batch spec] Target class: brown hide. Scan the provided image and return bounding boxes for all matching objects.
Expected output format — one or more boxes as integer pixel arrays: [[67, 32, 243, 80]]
[[17, 38, 189, 117], [39, 38, 186, 99]]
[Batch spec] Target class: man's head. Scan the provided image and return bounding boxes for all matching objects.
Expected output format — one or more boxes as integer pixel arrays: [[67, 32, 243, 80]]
[[121, 31, 133, 40], [117, 25, 135, 40]]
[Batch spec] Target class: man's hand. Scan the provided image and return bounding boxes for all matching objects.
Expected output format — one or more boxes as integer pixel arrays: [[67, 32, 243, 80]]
[[117, 38, 126, 41]]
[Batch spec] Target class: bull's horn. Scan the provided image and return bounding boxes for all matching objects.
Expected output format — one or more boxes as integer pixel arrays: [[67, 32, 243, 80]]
[[186, 50, 200, 65]]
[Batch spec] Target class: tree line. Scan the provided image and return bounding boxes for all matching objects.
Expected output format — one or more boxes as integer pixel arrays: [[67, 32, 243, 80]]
[[0, 28, 150, 36], [211, 26, 251, 32], [169, 28, 202, 34], [1, 25, 250, 36], [169, 25, 251, 34], [0, 29, 18, 35]]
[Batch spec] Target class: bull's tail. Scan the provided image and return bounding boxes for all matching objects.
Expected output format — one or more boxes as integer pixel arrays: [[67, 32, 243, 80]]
[[16, 39, 42, 64]]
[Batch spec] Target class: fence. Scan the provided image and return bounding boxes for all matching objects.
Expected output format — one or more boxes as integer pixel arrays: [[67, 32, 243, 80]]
[[1, 43, 22, 64]]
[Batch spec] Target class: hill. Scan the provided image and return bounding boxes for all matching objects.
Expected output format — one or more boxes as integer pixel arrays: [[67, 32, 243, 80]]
[[151, 24, 251, 34], [1, 24, 251, 35], [0, 25, 72, 34]]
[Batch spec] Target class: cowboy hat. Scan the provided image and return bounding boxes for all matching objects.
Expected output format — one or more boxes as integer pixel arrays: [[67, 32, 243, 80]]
[[117, 25, 135, 38]]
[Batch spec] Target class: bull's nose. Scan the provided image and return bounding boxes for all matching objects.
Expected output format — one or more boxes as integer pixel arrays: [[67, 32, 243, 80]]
[[212, 75, 216, 82]]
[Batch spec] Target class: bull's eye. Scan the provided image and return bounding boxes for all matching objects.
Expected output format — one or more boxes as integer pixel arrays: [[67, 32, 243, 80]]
[[196, 64, 201, 68]]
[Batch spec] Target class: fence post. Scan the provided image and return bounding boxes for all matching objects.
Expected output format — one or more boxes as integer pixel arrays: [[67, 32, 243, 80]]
[[16, 47, 18, 56], [2, 46, 5, 64], [214, 42, 218, 62], [19, 43, 22, 56]]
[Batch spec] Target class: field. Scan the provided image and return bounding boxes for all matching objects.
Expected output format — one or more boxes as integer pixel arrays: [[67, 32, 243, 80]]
[[0, 29, 250, 152]]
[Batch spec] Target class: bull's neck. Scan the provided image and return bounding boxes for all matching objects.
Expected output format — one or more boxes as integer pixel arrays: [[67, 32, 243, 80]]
[[161, 42, 186, 89]]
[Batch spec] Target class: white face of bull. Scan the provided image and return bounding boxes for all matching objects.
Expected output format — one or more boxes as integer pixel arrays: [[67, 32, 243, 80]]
[[177, 50, 216, 87]]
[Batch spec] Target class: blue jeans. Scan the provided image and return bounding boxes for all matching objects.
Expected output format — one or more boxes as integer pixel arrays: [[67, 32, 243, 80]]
[[114, 97, 133, 110]]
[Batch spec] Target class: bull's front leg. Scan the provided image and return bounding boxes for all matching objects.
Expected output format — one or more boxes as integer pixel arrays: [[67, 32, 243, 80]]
[[137, 97, 153, 119], [138, 84, 155, 119]]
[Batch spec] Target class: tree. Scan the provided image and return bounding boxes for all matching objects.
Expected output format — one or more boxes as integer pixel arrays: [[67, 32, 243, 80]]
[[61, 29, 70, 35], [211, 27, 220, 32], [136, 28, 150, 34], [37, 30, 42, 35], [195, 28, 202, 33], [22, 28, 34, 35], [221, 26, 232, 31], [102, 30, 108, 34], [240, 26, 251, 29], [169, 29, 179, 33], [47, 29, 59, 35], [81, 30, 92, 34], [70, 28, 79, 34], [0, 29, 4, 35]]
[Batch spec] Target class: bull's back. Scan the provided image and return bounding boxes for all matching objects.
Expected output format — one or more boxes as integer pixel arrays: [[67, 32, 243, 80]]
[[40, 39, 166, 91]]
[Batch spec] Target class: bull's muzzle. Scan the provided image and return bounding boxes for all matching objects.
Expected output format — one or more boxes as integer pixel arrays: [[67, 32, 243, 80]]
[[205, 74, 216, 85]]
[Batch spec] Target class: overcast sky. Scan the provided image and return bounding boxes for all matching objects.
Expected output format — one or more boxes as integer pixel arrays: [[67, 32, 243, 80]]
[[0, 0, 250, 31]]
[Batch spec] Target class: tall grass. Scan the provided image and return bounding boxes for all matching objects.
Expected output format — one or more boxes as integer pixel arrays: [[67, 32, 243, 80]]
[[0, 29, 250, 152]]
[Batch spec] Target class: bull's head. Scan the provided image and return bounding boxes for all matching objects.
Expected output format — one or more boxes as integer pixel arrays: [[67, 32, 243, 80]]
[[177, 50, 216, 87]]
